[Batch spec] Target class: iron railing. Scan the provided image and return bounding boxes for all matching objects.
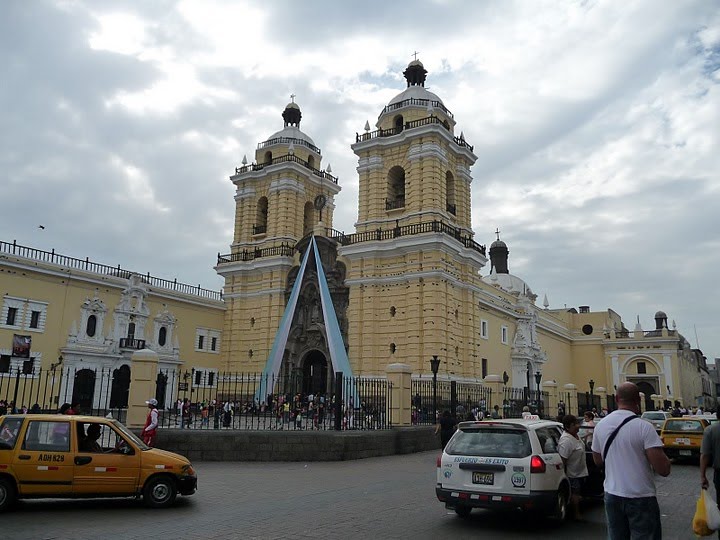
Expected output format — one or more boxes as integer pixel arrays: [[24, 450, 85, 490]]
[[217, 243, 296, 264], [234, 154, 338, 184], [0, 366, 129, 422], [356, 115, 474, 152], [502, 387, 549, 419], [411, 377, 492, 425], [0, 367, 392, 431], [328, 221, 486, 256], [385, 196, 405, 210], [0, 240, 222, 302], [160, 370, 392, 431], [381, 97, 454, 118], [258, 136, 321, 155], [118, 338, 146, 350]]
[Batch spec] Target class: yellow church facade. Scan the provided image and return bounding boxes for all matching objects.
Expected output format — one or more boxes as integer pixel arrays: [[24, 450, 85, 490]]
[[0, 60, 712, 413]]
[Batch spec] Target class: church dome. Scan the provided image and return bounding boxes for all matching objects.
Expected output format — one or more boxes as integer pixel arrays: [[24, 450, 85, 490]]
[[490, 239, 507, 249], [654, 310, 667, 319], [266, 125, 316, 147]]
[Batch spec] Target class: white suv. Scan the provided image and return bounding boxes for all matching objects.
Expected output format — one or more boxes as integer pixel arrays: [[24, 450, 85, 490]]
[[436, 418, 569, 520]]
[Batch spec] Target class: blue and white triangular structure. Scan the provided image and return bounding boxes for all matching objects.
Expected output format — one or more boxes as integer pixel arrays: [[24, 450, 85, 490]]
[[255, 240, 312, 401], [256, 236, 355, 402]]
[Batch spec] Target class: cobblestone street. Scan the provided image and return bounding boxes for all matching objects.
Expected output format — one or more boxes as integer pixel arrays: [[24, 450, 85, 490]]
[[2, 451, 707, 539]]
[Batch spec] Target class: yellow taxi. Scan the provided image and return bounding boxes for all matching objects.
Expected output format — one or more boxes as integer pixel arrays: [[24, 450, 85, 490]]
[[659, 417, 709, 460], [0, 414, 196, 511]]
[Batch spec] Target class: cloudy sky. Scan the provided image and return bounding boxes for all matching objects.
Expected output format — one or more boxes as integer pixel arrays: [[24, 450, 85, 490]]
[[2, 1, 718, 361]]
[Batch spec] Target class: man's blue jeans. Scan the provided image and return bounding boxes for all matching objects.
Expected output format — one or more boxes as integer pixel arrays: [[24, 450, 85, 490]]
[[604, 493, 661, 539]]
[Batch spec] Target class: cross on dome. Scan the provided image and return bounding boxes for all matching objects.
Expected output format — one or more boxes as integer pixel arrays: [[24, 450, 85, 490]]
[[290, 93, 296, 103], [495, 228, 501, 241], [412, 51, 420, 61]]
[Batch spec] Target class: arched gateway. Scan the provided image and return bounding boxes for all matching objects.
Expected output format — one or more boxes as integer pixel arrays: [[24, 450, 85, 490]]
[[302, 350, 328, 395]]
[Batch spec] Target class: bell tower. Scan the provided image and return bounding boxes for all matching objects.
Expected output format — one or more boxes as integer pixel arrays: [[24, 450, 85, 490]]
[[217, 100, 340, 371], [352, 59, 474, 235], [341, 60, 487, 377]]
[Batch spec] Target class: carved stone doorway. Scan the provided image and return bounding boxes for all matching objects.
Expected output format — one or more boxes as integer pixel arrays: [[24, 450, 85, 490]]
[[302, 350, 328, 396]]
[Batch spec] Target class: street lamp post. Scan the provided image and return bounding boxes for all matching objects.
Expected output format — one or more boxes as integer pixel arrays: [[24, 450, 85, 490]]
[[534, 371, 542, 416], [430, 355, 441, 424], [589, 379, 595, 411]]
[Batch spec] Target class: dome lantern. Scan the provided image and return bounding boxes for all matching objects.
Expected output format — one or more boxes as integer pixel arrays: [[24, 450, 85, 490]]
[[403, 59, 428, 87], [282, 94, 302, 127]]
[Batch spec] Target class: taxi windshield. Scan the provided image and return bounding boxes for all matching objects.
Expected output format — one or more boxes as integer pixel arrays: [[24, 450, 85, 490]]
[[446, 427, 531, 458], [112, 419, 150, 450]]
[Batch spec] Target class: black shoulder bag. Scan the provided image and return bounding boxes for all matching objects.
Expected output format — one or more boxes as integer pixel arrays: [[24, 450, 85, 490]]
[[602, 414, 638, 461]]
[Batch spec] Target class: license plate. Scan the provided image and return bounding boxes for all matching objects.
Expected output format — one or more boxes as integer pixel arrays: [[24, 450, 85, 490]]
[[679, 450, 692, 456], [472, 472, 494, 485], [675, 438, 691, 445]]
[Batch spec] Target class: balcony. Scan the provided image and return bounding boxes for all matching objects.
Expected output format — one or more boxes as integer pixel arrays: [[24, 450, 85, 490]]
[[119, 338, 146, 350], [385, 196, 405, 211], [234, 154, 338, 184], [356, 115, 474, 152], [217, 243, 296, 265], [328, 220, 486, 256]]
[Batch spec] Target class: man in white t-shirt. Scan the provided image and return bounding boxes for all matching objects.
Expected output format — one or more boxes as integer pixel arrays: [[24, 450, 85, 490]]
[[592, 382, 671, 539]]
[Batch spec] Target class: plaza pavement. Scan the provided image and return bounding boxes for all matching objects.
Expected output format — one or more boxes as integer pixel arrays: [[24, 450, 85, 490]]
[[0, 451, 708, 539]]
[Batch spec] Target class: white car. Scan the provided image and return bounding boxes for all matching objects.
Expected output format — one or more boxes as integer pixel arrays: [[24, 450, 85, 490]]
[[436, 418, 569, 520], [641, 411, 672, 432]]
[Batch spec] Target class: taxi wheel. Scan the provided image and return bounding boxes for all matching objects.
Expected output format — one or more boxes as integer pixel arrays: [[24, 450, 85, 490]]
[[454, 506, 472, 518], [143, 475, 177, 508], [0, 477, 16, 512]]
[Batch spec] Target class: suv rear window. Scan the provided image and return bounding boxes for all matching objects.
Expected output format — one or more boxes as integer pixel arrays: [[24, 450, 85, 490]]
[[445, 427, 531, 458], [663, 419, 704, 432]]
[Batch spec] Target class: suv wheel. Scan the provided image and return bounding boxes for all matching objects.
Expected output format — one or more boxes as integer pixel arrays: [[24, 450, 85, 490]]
[[551, 485, 568, 521], [455, 506, 472, 518], [0, 477, 16, 512]]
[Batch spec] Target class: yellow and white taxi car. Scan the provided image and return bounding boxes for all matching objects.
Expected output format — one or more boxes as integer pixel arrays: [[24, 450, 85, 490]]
[[0, 414, 196, 511], [436, 418, 569, 520]]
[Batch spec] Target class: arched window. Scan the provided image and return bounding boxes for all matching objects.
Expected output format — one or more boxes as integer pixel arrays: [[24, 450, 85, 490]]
[[255, 197, 268, 234], [303, 201, 315, 236], [86, 315, 97, 337], [307, 155, 315, 169], [386, 166, 406, 210], [264, 151, 272, 164], [446, 171, 456, 215], [158, 326, 167, 347], [393, 115, 404, 133]]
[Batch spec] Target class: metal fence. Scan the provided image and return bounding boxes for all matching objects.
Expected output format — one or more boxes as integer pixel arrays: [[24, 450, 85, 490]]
[[502, 387, 549, 419], [162, 370, 392, 431], [0, 367, 392, 431], [410, 377, 492, 425], [0, 366, 128, 422]]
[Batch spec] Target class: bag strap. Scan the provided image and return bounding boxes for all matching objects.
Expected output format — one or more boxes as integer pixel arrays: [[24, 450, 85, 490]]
[[602, 414, 638, 461]]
